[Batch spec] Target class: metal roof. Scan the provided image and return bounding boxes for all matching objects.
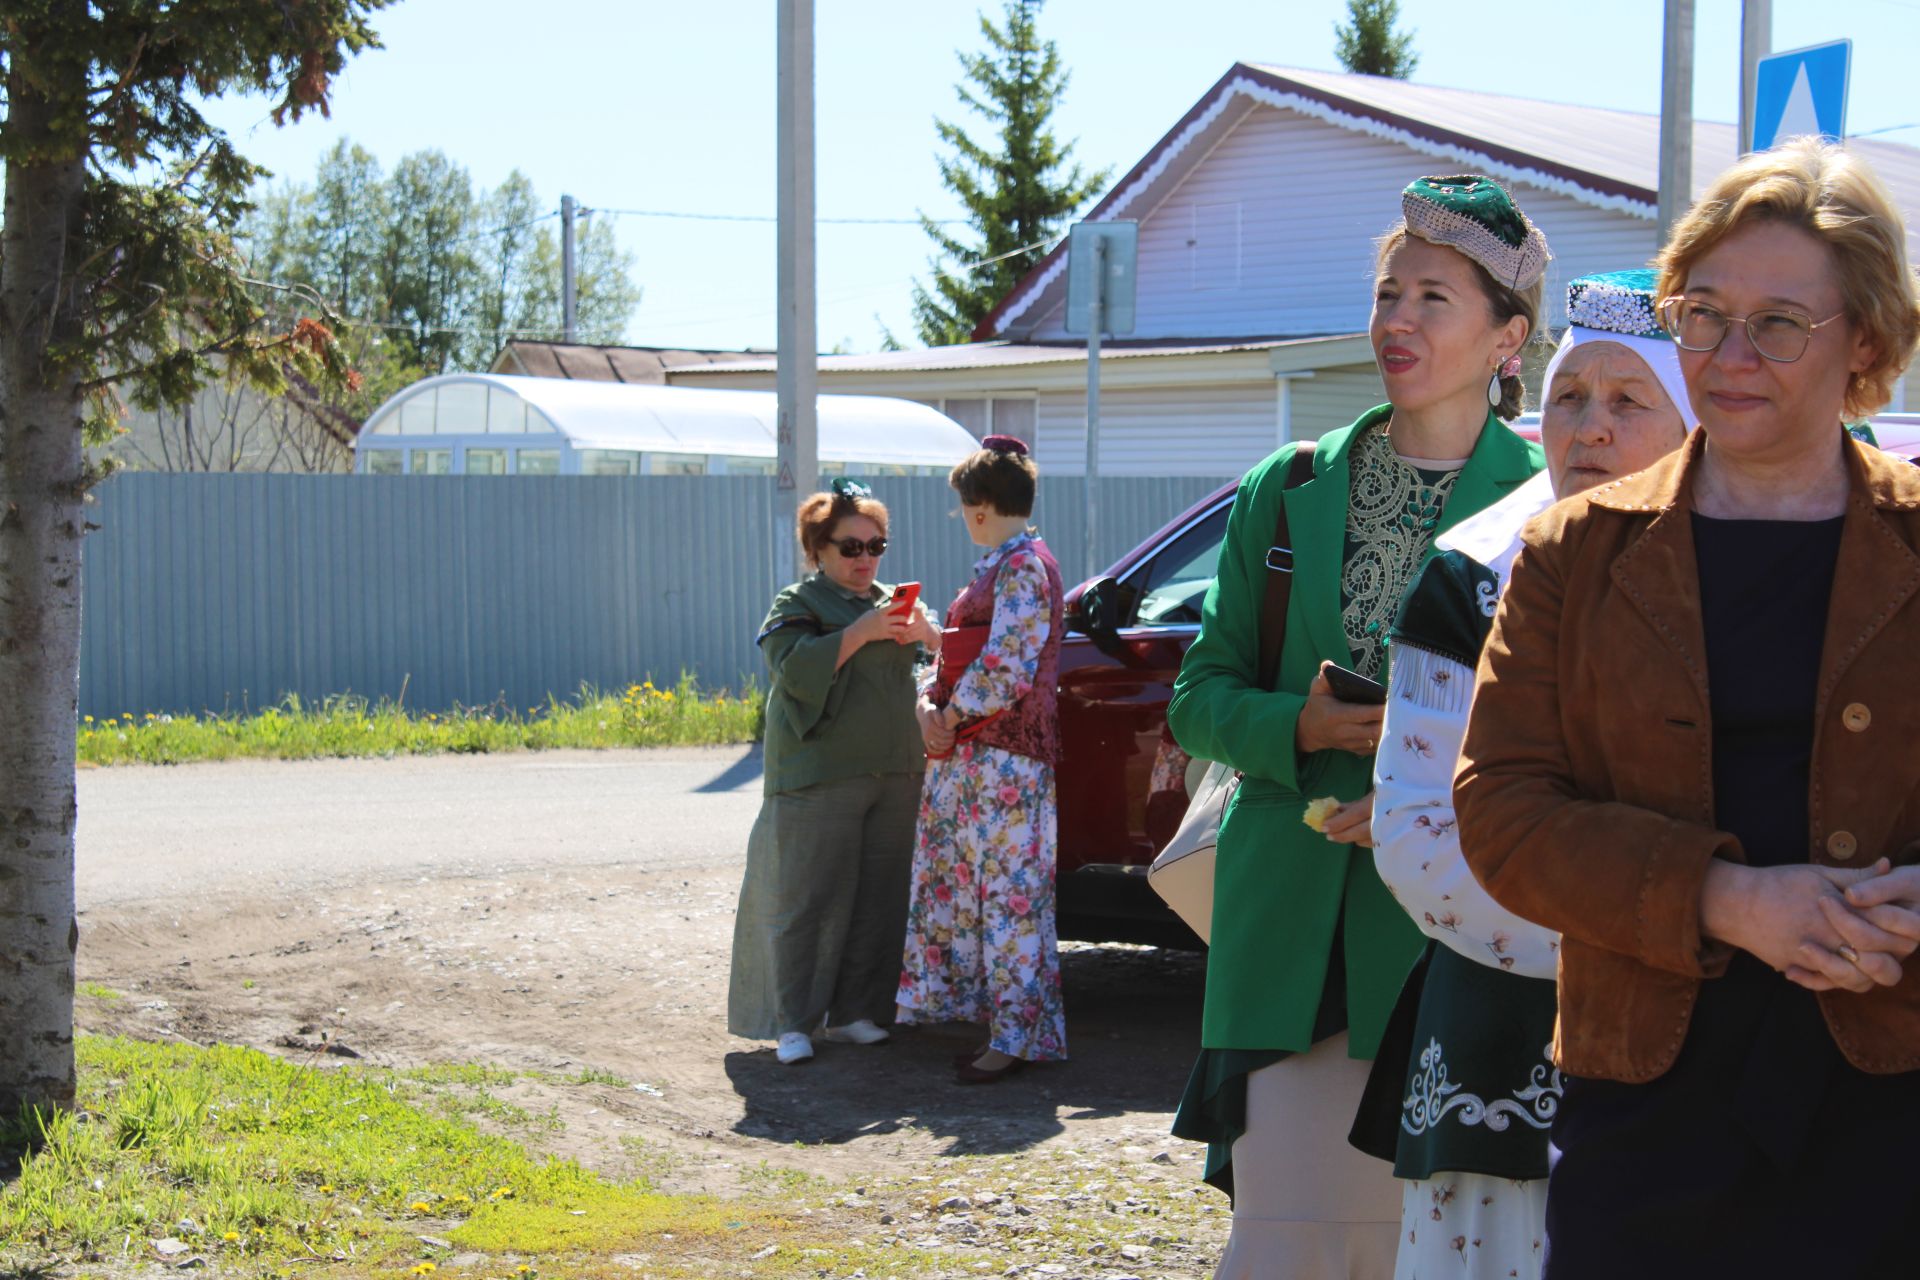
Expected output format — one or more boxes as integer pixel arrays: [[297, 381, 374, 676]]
[[360, 374, 981, 467], [491, 340, 767, 383], [978, 62, 1920, 339]]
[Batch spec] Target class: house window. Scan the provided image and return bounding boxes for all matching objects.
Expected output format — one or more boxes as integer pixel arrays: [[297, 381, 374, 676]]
[[990, 398, 1036, 440], [411, 449, 452, 475], [363, 450, 403, 475], [515, 450, 560, 476], [943, 399, 989, 439], [1191, 202, 1243, 291]]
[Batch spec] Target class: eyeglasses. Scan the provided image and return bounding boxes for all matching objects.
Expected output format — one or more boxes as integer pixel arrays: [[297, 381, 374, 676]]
[[830, 536, 887, 559], [1657, 296, 1846, 364]]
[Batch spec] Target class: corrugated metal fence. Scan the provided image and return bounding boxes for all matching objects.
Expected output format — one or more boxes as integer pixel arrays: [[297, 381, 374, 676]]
[[80, 473, 1233, 718]]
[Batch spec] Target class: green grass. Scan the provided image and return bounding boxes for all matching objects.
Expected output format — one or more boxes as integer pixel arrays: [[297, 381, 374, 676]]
[[75, 983, 123, 1004], [77, 674, 763, 767], [0, 1037, 873, 1278]]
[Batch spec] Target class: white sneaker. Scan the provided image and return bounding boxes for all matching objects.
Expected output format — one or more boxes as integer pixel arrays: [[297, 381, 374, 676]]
[[821, 1019, 890, 1046], [775, 1032, 814, 1064]]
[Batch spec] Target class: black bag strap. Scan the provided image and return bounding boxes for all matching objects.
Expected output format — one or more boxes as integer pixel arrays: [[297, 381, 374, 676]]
[[1256, 444, 1318, 692]]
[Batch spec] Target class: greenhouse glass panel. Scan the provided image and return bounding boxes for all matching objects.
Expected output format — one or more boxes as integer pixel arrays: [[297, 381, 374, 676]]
[[411, 449, 452, 475], [718, 456, 777, 476], [580, 449, 640, 476], [524, 405, 556, 435], [398, 389, 435, 434], [487, 387, 527, 433], [516, 450, 560, 476], [648, 453, 707, 476], [465, 448, 508, 475], [436, 382, 488, 434], [363, 449, 403, 474]]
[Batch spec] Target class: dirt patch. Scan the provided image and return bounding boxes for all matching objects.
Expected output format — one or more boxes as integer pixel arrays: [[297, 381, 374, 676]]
[[74, 862, 1216, 1209]]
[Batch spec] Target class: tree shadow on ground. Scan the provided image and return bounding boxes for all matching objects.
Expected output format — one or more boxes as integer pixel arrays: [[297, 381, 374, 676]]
[[724, 943, 1205, 1157]]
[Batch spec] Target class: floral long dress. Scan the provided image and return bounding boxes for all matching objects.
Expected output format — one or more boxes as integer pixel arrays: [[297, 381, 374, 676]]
[[895, 534, 1068, 1063]]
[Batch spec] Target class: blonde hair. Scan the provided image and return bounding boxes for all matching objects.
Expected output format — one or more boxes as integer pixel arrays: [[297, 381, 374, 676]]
[[1656, 138, 1920, 420], [1375, 226, 1546, 421]]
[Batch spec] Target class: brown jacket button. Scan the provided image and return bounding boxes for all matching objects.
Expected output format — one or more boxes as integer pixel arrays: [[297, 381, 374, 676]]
[[1828, 830, 1859, 861], [1843, 702, 1872, 732]]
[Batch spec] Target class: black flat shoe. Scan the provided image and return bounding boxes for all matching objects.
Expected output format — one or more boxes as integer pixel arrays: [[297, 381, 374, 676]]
[[951, 1044, 990, 1069], [954, 1056, 1027, 1085]]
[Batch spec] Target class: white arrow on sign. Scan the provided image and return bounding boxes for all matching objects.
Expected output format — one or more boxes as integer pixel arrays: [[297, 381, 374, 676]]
[[1774, 63, 1822, 143]]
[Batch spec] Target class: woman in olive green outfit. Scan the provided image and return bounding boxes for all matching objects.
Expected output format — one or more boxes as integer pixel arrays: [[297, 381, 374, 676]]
[[728, 479, 939, 1066], [1167, 177, 1551, 1279]]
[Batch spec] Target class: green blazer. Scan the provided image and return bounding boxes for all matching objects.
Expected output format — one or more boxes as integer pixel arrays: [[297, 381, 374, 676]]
[[1167, 404, 1543, 1057]]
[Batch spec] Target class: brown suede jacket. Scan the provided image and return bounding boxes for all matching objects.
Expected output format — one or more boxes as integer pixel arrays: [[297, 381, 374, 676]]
[[1455, 430, 1920, 1082]]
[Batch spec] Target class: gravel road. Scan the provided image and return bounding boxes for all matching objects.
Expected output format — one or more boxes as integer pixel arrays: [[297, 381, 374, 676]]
[[71, 746, 1223, 1275], [77, 746, 767, 907]]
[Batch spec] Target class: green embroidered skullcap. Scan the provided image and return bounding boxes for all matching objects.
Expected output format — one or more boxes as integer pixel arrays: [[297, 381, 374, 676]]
[[1565, 269, 1664, 339], [1401, 175, 1551, 291]]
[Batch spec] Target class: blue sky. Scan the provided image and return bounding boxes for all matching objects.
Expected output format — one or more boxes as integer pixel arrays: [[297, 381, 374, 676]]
[[201, 0, 1920, 355]]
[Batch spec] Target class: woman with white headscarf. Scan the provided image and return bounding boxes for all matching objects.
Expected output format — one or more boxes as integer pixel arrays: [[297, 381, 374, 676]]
[[1350, 270, 1697, 1280]]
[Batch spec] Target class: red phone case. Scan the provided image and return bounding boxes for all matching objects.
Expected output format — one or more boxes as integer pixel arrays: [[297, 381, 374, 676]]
[[889, 582, 921, 616]]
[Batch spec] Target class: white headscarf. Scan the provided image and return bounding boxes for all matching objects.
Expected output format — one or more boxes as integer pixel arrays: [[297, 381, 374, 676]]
[[1539, 325, 1700, 432]]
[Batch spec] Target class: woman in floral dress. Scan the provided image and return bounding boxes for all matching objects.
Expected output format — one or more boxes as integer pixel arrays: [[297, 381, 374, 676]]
[[897, 435, 1068, 1083]]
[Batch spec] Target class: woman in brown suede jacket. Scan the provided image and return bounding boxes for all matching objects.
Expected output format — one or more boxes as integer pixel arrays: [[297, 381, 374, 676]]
[[1454, 139, 1920, 1278]]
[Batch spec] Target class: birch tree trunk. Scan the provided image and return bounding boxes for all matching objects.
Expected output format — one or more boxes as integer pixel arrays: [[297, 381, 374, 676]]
[[0, 58, 89, 1115]]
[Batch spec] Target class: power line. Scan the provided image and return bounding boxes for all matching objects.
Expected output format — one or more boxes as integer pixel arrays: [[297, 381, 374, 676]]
[[596, 206, 958, 227]]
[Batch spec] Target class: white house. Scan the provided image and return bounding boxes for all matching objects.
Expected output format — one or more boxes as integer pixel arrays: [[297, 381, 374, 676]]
[[667, 63, 1919, 477]]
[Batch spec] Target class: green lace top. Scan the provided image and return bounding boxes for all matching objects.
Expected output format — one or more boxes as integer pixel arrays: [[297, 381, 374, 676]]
[[1340, 422, 1464, 679]]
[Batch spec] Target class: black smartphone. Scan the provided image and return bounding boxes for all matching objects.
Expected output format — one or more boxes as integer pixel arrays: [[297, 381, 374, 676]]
[[1323, 663, 1387, 705]]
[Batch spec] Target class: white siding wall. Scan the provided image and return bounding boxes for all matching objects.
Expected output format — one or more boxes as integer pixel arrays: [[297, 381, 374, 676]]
[[1035, 382, 1278, 478], [1025, 104, 1658, 341], [1289, 365, 1388, 442]]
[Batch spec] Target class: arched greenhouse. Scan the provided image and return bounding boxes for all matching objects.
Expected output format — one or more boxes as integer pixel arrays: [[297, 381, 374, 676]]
[[355, 374, 981, 477]]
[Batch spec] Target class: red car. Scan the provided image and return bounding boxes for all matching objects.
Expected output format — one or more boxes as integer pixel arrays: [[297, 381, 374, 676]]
[[1052, 413, 1920, 949], [1055, 482, 1234, 949]]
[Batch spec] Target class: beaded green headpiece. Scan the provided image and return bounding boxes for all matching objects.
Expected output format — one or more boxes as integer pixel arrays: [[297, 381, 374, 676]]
[[1401, 175, 1551, 291], [1564, 269, 1664, 339]]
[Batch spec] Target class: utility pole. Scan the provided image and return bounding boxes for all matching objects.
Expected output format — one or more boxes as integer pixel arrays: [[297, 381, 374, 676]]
[[1084, 237, 1104, 583], [561, 193, 578, 343], [1657, 0, 1696, 247], [1739, 0, 1772, 155], [775, 0, 819, 587]]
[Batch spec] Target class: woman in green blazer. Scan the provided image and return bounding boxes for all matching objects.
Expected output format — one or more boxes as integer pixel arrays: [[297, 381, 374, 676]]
[[1168, 176, 1551, 1279]]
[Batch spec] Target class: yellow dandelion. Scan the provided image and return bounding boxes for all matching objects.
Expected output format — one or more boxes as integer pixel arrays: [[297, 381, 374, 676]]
[[222, 1232, 240, 1242], [318, 1184, 334, 1193], [516, 1267, 533, 1274], [83, 715, 94, 723], [410, 1201, 431, 1212], [412, 1265, 438, 1275], [492, 1186, 514, 1199]]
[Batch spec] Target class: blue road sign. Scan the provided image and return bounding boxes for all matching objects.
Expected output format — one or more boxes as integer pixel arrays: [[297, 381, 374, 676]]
[[1751, 40, 1851, 152]]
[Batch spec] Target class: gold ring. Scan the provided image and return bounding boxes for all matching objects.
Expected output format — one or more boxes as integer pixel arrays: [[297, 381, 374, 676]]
[[1838, 943, 1863, 966]]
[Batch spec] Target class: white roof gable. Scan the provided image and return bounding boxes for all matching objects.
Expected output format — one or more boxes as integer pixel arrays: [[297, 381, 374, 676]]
[[982, 63, 1920, 340]]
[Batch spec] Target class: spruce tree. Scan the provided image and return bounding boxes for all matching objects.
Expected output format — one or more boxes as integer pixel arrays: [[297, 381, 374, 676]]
[[911, 1, 1109, 346], [1334, 0, 1419, 79]]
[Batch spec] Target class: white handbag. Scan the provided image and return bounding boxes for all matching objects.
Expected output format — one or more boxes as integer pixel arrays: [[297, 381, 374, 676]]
[[1146, 760, 1239, 944]]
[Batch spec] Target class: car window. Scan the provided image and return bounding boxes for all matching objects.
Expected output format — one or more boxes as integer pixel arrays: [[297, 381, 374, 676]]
[[1128, 504, 1230, 626]]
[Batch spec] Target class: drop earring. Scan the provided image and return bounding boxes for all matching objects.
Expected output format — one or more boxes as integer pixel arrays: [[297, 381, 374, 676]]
[[1488, 354, 1522, 407]]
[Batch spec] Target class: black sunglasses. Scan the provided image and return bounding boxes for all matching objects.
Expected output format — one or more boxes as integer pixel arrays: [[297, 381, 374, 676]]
[[831, 536, 887, 559]]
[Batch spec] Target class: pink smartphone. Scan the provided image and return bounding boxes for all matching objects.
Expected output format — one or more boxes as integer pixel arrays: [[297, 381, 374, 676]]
[[888, 582, 921, 617]]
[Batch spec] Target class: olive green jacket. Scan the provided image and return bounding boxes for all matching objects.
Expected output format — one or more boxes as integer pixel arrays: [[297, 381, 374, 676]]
[[757, 574, 926, 796], [1168, 405, 1543, 1057]]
